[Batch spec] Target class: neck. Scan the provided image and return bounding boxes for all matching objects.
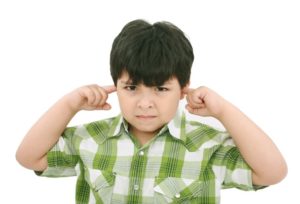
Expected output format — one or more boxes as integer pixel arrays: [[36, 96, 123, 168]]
[[129, 128, 159, 146]]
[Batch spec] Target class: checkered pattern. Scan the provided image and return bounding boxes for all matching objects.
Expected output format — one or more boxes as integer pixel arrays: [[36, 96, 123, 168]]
[[36, 110, 261, 204]]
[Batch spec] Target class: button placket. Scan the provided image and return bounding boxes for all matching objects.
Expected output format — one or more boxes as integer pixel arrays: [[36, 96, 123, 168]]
[[129, 149, 146, 194]]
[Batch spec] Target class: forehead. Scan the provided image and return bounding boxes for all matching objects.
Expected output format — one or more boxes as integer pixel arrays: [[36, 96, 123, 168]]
[[117, 72, 179, 85]]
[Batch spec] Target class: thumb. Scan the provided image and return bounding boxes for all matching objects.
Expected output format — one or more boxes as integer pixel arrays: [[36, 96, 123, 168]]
[[102, 103, 112, 110], [96, 103, 112, 110]]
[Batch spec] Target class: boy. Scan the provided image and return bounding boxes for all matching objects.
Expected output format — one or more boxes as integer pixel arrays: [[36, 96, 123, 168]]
[[16, 19, 287, 204]]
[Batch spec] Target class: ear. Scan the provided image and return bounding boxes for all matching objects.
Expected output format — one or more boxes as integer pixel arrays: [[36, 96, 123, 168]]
[[180, 82, 190, 99]]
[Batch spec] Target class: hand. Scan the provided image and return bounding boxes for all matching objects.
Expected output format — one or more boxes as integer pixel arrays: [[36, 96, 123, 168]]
[[184, 86, 228, 118], [66, 84, 116, 111]]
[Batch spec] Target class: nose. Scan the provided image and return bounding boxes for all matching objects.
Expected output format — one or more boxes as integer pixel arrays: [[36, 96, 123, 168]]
[[137, 93, 154, 109]]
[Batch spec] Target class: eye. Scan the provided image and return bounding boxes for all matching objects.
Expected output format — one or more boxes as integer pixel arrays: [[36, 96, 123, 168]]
[[156, 86, 169, 92], [124, 85, 137, 91]]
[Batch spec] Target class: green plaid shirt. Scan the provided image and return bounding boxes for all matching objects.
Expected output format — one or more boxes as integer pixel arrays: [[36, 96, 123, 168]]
[[37, 110, 261, 204]]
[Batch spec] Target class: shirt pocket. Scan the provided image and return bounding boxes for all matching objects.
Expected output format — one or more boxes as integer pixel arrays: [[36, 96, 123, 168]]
[[153, 177, 217, 204], [84, 167, 116, 204]]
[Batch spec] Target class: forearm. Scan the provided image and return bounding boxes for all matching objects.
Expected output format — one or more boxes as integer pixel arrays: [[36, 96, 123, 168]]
[[217, 102, 287, 185], [16, 97, 78, 170]]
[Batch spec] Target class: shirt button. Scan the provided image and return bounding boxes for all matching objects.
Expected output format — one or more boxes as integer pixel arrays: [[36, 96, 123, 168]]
[[139, 151, 144, 156], [175, 193, 180, 198], [133, 184, 139, 191]]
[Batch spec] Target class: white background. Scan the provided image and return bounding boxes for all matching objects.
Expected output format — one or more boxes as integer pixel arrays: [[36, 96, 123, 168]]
[[1, 0, 299, 203]]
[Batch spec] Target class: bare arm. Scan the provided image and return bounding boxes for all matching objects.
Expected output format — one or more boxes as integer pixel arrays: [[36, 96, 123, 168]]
[[16, 85, 116, 171], [217, 101, 287, 185], [185, 86, 287, 186]]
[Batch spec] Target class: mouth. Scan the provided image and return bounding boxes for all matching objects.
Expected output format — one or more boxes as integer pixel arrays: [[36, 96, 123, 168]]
[[136, 115, 157, 119]]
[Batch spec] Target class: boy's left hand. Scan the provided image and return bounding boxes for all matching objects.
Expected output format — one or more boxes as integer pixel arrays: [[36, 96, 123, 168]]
[[184, 86, 228, 118]]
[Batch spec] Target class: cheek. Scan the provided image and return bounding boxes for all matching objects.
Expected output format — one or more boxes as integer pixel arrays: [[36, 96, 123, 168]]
[[158, 96, 180, 118], [117, 92, 134, 113]]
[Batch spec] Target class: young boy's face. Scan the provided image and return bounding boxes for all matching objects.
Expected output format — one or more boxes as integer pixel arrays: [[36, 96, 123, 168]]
[[116, 72, 188, 137]]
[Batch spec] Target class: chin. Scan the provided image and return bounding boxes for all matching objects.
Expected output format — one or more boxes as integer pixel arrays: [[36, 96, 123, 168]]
[[143, 125, 165, 132], [137, 127, 158, 133]]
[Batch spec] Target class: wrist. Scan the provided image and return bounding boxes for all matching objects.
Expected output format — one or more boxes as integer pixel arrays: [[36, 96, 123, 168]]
[[215, 100, 236, 121], [60, 94, 82, 114]]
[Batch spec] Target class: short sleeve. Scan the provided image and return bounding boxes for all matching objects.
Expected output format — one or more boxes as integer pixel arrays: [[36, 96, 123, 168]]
[[212, 135, 267, 191], [35, 127, 79, 177]]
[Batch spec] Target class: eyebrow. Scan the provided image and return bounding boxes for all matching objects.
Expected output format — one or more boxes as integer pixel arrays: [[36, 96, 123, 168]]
[[119, 79, 174, 86], [119, 80, 134, 85], [163, 81, 172, 85]]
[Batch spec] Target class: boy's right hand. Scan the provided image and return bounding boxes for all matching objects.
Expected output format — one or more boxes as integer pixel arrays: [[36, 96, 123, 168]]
[[66, 84, 117, 112]]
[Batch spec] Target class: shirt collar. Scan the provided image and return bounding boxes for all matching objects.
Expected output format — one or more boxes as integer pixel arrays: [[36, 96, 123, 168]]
[[109, 109, 187, 143], [167, 109, 187, 142], [108, 114, 128, 137]]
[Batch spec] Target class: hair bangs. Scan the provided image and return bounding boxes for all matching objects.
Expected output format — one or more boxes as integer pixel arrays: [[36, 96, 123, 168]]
[[110, 19, 193, 88], [123, 36, 176, 86]]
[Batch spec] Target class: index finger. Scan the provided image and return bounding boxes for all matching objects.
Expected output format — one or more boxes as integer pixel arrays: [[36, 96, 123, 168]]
[[182, 88, 194, 95], [102, 85, 117, 94]]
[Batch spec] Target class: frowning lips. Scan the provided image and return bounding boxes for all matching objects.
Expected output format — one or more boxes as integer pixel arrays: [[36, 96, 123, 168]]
[[135, 115, 157, 119]]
